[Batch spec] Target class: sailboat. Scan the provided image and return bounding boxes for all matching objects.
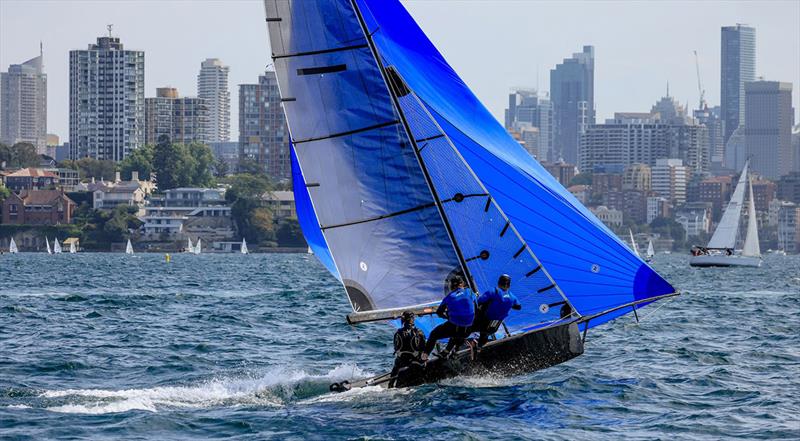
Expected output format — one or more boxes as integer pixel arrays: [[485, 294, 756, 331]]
[[186, 237, 194, 253], [9, 237, 18, 254], [690, 161, 761, 267], [53, 238, 62, 254], [69, 241, 76, 254], [241, 238, 248, 254], [267, 0, 679, 390], [194, 238, 202, 255], [628, 229, 640, 258], [646, 240, 655, 262], [125, 239, 134, 254], [46, 237, 52, 254]]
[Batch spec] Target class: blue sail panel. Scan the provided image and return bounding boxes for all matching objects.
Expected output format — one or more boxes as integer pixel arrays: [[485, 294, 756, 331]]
[[265, 0, 463, 312], [395, 89, 568, 332], [291, 144, 339, 279], [355, 0, 677, 327]]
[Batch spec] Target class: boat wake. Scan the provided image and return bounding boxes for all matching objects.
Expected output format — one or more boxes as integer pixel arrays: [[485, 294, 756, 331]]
[[29, 364, 370, 415]]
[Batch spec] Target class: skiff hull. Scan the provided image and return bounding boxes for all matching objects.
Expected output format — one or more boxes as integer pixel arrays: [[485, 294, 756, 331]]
[[689, 254, 762, 268], [330, 321, 584, 391]]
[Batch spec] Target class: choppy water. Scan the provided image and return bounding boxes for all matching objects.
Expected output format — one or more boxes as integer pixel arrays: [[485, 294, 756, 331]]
[[1, 252, 798, 440]]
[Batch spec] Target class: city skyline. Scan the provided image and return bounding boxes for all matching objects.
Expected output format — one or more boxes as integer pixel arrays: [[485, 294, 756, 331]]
[[1, 0, 798, 143]]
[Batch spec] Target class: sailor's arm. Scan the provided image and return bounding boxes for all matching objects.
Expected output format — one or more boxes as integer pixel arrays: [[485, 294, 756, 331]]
[[435, 301, 448, 319]]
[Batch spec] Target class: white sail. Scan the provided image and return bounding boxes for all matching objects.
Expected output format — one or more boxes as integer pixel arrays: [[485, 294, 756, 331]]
[[54, 238, 62, 254], [187, 237, 194, 253], [194, 238, 202, 254], [125, 239, 134, 254], [742, 179, 761, 257], [646, 240, 655, 259], [69, 241, 76, 253], [241, 238, 248, 254], [46, 237, 52, 254], [707, 161, 749, 249], [629, 229, 640, 257], [9, 237, 18, 253]]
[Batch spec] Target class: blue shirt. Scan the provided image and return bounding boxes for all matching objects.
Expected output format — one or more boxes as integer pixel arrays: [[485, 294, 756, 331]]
[[441, 288, 475, 327], [478, 287, 520, 321]]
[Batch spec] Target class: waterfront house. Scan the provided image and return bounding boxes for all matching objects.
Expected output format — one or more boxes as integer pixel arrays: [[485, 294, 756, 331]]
[[3, 168, 58, 191], [1, 189, 76, 225]]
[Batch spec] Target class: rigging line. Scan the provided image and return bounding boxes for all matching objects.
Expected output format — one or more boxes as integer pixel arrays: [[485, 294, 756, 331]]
[[320, 202, 436, 230], [637, 295, 678, 323], [349, 0, 476, 293], [423, 105, 643, 270], [292, 119, 400, 144], [402, 91, 578, 316], [272, 43, 369, 59]]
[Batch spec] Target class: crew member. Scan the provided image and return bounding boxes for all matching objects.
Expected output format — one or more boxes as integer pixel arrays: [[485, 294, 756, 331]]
[[388, 311, 426, 388], [423, 275, 475, 358], [472, 274, 521, 347]]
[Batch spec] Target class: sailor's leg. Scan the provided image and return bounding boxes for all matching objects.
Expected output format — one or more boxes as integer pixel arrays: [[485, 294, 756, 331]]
[[388, 359, 402, 388], [424, 322, 452, 355], [444, 325, 468, 352]]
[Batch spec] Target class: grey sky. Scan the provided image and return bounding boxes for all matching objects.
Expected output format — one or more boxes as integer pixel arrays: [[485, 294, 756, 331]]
[[1, 0, 798, 142]]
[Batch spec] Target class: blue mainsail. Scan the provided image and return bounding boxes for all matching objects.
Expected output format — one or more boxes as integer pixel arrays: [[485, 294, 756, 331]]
[[265, 0, 677, 333]]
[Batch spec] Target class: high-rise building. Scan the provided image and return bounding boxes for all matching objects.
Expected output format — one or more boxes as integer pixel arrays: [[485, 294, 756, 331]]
[[720, 24, 756, 145], [652, 158, 688, 206], [238, 71, 290, 181], [0, 49, 47, 152], [505, 88, 552, 161], [551, 45, 594, 164], [69, 34, 145, 161], [694, 105, 725, 173], [197, 58, 230, 143], [579, 109, 707, 174], [745, 81, 793, 179], [144, 87, 208, 145]]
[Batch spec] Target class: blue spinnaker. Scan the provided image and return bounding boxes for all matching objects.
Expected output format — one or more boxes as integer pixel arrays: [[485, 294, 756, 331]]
[[265, 0, 463, 313], [355, 0, 677, 328], [291, 144, 339, 279]]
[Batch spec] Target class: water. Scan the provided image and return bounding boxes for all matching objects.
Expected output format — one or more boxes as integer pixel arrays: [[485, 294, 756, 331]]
[[1, 253, 798, 440]]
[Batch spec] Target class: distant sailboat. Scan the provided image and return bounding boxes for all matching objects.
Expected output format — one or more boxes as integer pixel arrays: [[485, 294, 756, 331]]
[[69, 241, 77, 254], [646, 240, 655, 262], [125, 239, 134, 254], [53, 238, 62, 254], [9, 237, 18, 254], [194, 238, 202, 255], [628, 229, 640, 258], [690, 161, 761, 267], [241, 238, 248, 254], [46, 237, 52, 254], [187, 237, 194, 253]]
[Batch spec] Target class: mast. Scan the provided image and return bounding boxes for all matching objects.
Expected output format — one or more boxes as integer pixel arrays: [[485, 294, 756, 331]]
[[349, 0, 475, 291]]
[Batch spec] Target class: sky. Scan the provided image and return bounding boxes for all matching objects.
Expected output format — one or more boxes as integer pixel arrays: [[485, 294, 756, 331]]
[[1, 0, 798, 142]]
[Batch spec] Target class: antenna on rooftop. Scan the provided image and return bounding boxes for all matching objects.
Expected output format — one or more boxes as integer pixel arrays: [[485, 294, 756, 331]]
[[107, 24, 114, 38]]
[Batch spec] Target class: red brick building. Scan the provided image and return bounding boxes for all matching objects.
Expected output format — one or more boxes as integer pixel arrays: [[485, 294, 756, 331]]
[[2, 190, 76, 225], [3, 168, 58, 192]]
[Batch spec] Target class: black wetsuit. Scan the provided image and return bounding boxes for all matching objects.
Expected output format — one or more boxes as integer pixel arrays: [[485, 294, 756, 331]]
[[389, 326, 426, 388]]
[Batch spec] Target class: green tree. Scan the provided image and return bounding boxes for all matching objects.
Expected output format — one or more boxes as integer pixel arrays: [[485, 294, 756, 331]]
[[0, 184, 10, 201], [153, 135, 185, 191], [119, 144, 154, 180], [237, 158, 266, 175], [569, 172, 593, 186], [226, 173, 274, 244], [188, 142, 215, 187], [276, 218, 305, 247], [214, 158, 229, 178], [0, 142, 39, 168], [69, 158, 116, 180]]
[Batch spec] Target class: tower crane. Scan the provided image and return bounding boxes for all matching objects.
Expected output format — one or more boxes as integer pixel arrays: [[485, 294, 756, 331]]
[[693, 50, 706, 110]]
